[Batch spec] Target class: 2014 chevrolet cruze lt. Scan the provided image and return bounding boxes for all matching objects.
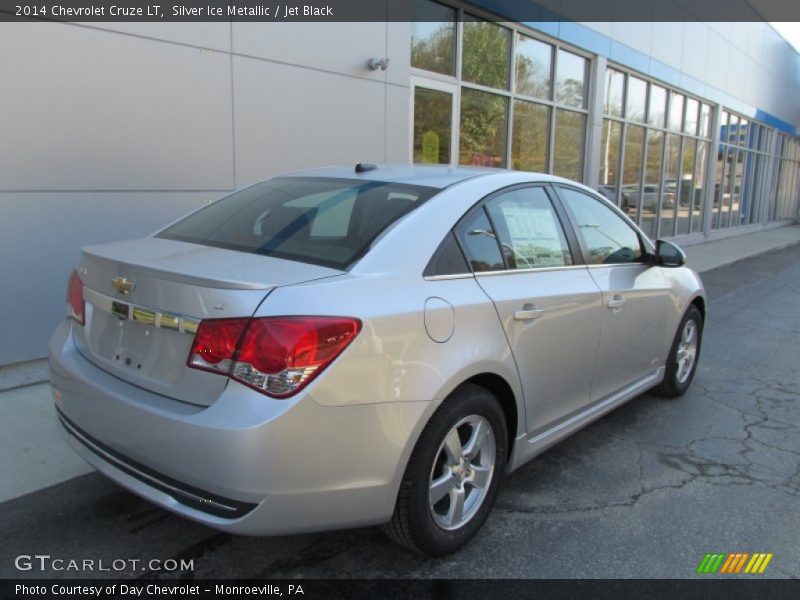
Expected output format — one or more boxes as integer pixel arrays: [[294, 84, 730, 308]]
[[50, 165, 705, 555]]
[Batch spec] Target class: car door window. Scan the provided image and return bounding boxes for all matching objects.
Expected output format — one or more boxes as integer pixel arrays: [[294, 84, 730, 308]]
[[484, 187, 573, 269], [454, 208, 505, 272], [558, 187, 644, 264]]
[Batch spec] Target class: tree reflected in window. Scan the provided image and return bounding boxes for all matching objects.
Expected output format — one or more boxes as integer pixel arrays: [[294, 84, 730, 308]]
[[459, 89, 508, 167], [410, 0, 456, 76], [462, 15, 511, 90]]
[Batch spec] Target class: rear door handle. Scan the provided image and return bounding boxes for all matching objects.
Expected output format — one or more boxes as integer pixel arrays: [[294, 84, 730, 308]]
[[514, 307, 545, 321], [607, 295, 626, 309]]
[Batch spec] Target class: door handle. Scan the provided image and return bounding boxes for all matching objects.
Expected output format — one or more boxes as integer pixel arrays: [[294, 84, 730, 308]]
[[607, 295, 626, 310], [514, 307, 545, 321]]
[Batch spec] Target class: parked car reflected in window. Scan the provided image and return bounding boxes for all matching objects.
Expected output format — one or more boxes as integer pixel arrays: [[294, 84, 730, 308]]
[[558, 186, 643, 263]]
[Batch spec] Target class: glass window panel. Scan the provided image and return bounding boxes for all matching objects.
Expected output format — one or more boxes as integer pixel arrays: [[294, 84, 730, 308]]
[[754, 152, 765, 225], [641, 129, 664, 238], [424, 232, 469, 277], [730, 148, 744, 226], [720, 111, 730, 143], [459, 88, 508, 168], [751, 124, 761, 152], [713, 139, 727, 229], [626, 76, 647, 123], [668, 92, 684, 131], [410, 0, 456, 76], [737, 118, 749, 147], [684, 98, 699, 135], [485, 187, 573, 268], [691, 141, 709, 233], [740, 149, 755, 224], [648, 84, 667, 127], [660, 133, 681, 237], [455, 208, 504, 272], [413, 87, 452, 164], [555, 49, 587, 108], [599, 119, 622, 203], [604, 68, 625, 117], [720, 145, 737, 227], [677, 139, 696, 235], [516, 35, 552, 99], [621, 124, 645, 220], [512, 100, 550, 172], [700, 104, 712, 138], [552, 109, 586, 181], [462, 15, 511, 89], [160, 178, 436, 270], [727, 114, 739, 145], [559, 187, 644, 264]]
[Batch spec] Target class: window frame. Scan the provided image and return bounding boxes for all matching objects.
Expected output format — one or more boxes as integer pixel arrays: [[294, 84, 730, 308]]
[[409, 0, 592, 177], [600, 64, 714, 239]]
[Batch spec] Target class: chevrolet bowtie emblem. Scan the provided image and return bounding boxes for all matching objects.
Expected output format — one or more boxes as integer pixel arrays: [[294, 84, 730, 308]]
[[112, 276, 135, 295]]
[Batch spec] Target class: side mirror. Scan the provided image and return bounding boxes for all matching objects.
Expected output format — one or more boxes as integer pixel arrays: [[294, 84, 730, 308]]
[[655, 239, 686, 268]]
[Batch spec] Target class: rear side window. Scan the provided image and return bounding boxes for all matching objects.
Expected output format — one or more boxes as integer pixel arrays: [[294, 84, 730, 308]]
[[158, 177, 437, 269], [454, 208, 504, 272], [424, 232, 469, 277], [558, 186, 644, 264]]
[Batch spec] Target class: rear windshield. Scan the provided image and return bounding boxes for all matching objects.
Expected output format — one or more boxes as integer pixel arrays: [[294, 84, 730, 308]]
[[158, 177, 437, 269]]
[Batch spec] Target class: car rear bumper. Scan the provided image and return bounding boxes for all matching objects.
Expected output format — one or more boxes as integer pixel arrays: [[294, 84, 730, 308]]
[[49, 320, 428, 535]]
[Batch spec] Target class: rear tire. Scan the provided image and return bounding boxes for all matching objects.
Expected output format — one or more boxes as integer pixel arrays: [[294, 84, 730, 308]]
[[382, 383, 507, 556], [654, 305, 703, 398]]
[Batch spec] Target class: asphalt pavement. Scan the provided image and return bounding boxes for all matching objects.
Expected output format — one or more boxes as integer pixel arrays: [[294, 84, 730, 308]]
[[1, 244, 799, 579]]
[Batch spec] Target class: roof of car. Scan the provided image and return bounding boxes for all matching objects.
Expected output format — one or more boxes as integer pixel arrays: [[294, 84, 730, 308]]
[[275, 164, 555, 189]]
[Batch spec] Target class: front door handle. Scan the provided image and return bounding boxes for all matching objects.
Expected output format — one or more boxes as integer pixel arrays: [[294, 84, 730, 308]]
[[607, 295, 626, 310], [514, 306, 545, 321]]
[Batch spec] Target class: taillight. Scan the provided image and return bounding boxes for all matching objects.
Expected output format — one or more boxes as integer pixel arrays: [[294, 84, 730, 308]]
[[66, 270, 85, 326], [188, 316, 361, 398]]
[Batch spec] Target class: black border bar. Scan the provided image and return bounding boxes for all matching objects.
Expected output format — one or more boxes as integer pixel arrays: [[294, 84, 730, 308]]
[[2, 0, 800, 23], [3, 578, 800, 600]]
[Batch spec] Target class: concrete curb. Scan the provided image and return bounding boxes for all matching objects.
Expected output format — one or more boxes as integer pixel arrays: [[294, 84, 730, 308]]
[[0, 358, 48, 393], [692, 239, 800, 274]]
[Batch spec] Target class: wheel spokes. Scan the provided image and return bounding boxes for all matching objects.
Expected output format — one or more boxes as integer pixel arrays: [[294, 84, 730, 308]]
[[463, 419, 488, 459], [469, 464, 491, 489], [429, 471, 456, 505], [676, 319, 699, 383], [443, 429, 463, 465], [683, 322, 695, 345], [445, 487, 466, 526]]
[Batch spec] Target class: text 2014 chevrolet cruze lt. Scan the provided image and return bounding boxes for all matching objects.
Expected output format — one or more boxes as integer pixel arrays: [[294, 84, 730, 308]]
[[50, 165, 705, 555]]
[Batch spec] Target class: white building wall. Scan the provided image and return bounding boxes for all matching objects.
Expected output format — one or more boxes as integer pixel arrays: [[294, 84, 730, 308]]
[[0, 21, 411, 366]]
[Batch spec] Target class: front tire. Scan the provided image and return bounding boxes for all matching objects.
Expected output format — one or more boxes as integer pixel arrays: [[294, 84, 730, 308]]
[[382, 383, 507, 556], [654, 305, 703, 397]]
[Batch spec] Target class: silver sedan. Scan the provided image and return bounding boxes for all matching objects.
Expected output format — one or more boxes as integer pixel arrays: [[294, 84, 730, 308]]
[[50, 164, 705, 555]]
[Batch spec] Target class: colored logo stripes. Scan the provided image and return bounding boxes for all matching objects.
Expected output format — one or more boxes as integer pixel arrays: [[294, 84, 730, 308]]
[[697, 553, 773, 574]]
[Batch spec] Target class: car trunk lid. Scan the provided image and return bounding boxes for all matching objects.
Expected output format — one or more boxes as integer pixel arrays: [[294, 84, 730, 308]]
[[72, 237, 342, 406]]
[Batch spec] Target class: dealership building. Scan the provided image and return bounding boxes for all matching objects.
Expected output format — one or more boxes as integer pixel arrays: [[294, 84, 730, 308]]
[[1, 1, 799, 371]]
